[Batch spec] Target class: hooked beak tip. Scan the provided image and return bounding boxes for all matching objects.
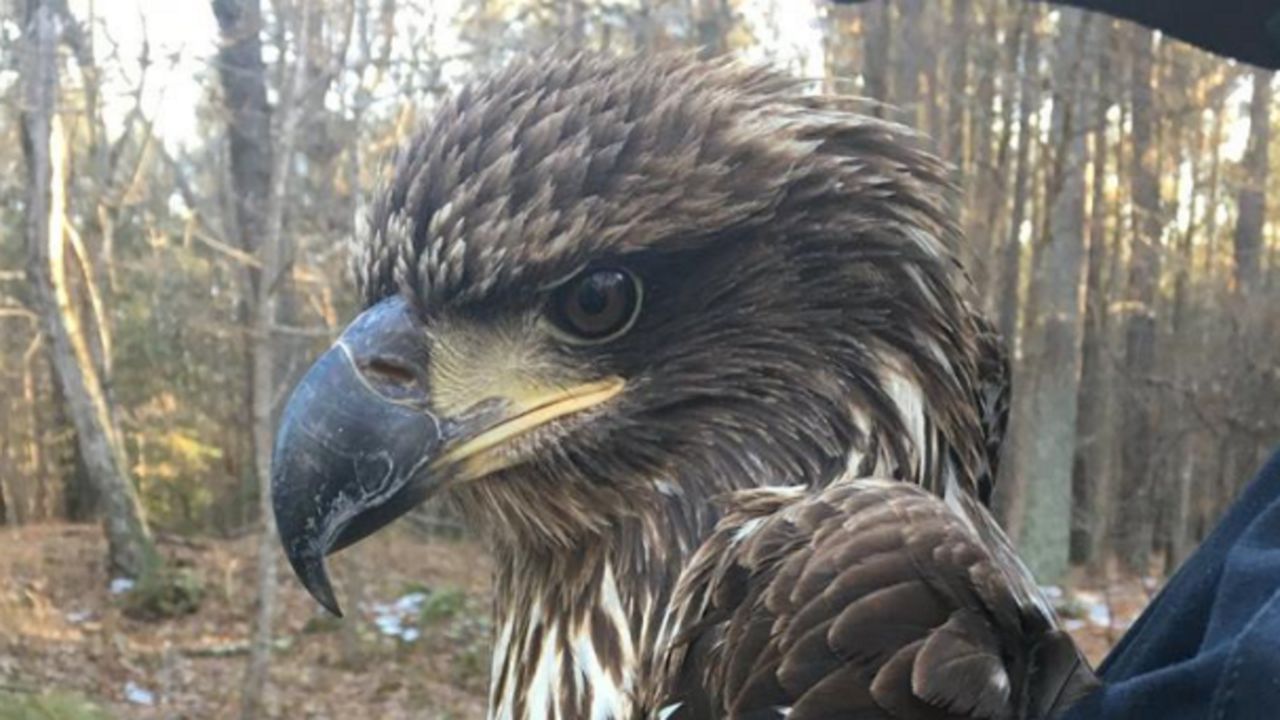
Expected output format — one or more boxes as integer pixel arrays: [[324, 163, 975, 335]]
[[289, 547, 343, 617]]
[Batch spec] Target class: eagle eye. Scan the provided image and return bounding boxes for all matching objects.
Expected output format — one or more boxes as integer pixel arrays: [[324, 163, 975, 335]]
[[546, 267, 642, 344]]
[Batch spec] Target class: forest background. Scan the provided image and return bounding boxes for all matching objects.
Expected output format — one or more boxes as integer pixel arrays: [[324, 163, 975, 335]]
[[1, 0, 1278, 716]]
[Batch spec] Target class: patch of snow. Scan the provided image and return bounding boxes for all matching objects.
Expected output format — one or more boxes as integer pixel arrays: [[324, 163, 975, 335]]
[[374, 613, 403, 637], [394, 592, 427, 614], [124, 681, 155, 706], [370, 591, 429, 642], [1039, 585, 1064, 600], [1072, 590, 1113, 627], [109, 577, 135, 595], [1092, 606, 1112, 626], [65, 610, 92, 624], [1063, 618, 1087, 632]]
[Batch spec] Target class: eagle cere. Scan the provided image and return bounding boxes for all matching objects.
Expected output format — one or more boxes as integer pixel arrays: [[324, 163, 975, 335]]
[[270, 52, 1098, 719]]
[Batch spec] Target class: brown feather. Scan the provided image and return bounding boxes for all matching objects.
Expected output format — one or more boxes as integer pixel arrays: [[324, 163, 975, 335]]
[[657, 481, 1098, 719]]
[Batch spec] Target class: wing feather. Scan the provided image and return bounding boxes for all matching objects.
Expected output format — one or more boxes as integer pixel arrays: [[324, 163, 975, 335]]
[[654, 480, 1098, 719]]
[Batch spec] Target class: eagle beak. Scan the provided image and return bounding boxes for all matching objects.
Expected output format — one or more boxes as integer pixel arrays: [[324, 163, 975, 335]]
[[271, 296, 624, 616], [271, 297, 445, 616]]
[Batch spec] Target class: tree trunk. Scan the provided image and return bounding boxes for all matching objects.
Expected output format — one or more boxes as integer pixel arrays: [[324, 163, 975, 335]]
[[994, 9, 1039, 349], [1071, 19, 1114, 568], [213, 0, 272, 530], [214, 0, 273, 713], [1007, 10, 1092, 583], [1116, 26, 1161, 575], [861, 0, 891, 108], [21, 0, 156, 578], [944, 0, 969, 164], [1234, 68, 1272, 293], [17, 350, 45, 524], [989, 11, 1041, 533], [1160, 61, 1219, 575], [975, 6, 1026, 307], [214, 0, 309, 715], [694, 0, 732, 57], [0, 390, 10, 524], [893, 0, 923, 126]]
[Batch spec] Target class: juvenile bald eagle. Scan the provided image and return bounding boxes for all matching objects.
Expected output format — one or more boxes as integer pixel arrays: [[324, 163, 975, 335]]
[[271, 53, 1097, 719]]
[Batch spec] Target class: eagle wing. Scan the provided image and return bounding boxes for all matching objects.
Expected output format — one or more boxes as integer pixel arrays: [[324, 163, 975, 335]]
[[654, 480, 1097, 719]]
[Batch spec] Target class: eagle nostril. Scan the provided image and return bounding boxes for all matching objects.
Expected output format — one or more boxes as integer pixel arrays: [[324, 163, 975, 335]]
[[364, 358, 414, 383], [359, 357, 421, 395]]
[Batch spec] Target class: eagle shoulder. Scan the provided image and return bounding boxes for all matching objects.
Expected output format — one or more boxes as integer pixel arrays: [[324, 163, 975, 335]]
[[652, 480, 1097, 719]]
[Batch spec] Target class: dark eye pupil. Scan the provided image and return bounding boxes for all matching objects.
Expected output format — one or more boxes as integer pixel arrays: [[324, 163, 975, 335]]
[[549, 267, 640, 342], [576, 276, 615, 315]]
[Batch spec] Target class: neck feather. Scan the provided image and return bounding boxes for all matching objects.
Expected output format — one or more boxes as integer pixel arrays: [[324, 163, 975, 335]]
[[486, 497, 710, 720]]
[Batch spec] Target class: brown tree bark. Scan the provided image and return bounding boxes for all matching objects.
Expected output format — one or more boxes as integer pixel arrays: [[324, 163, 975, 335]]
[[694, 0, 732, 57], [214, 0, 309, 715], [989, 9, 1041, 533], [1116, 26, 1161, 575], [213, 0, 272, 531], [1006, 9, 1092, 582], [1195, 99, 1229, 539], [893, 0, 924, 126], [213, 0, 272, 713], [1071, 19, 1114, 568], [0, 383, 10, 524], [861, 0, 891, 108], [1164, 155, 1198, 573], [944, 0, 969, 163], [994, 8, 1039, 349], [975, 6, 1027, 308], [21, 0, 157, 578], [1234, 68, 1273, 293]]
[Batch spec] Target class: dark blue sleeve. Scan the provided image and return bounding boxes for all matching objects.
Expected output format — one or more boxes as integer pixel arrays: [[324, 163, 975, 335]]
[[1063, 449, 1280, 720]]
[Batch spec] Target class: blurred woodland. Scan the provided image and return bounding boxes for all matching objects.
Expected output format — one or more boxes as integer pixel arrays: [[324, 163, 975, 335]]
[[1, 0, 1278, 716]]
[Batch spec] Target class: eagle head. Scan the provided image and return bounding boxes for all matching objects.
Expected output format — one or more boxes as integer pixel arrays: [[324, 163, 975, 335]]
[[271, 52, 989, 616]]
